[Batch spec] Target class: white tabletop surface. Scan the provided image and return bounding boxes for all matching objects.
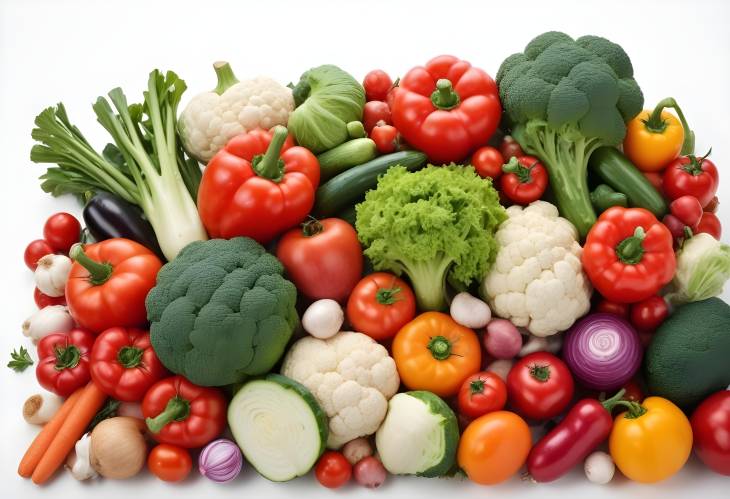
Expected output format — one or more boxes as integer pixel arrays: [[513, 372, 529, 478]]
[[1, 0, 729, 497]]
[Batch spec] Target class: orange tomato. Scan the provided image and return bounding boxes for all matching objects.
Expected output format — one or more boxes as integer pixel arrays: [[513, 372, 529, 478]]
[[392, 312, 481, 397], [458, 411, 532, 485]]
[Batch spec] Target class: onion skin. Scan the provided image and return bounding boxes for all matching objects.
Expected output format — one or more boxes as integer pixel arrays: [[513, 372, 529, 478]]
[[90, 417, 147, 479], [562, 313, 642, 391], [199, 438, 243, 483]]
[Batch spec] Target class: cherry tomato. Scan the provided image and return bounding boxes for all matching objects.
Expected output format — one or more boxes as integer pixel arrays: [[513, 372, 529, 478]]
[[363, 70, 393, 102], [670, 195, 703, 227], [506, 352, 574, 421], [500, 156, 548, 205], [148, 444, 192, 482], [347, 272, 416, 341], [595, 298, 629, 319], [704, 196, 720, 213], [470, 146, 504, 180], [34, 287, 66, 308], [43, 213, 81, 253], [458, 371, 507, 419], [24, 239, 55, 270], [363, 101, 391, 133], [697, 211, 722, 239], [663, 151, 719, 207], [315, 451, 352, 489], [621, 378, 644, 403], [691, 390, 730, 476], [662, 214, 688, 240], [499, 135, 524, 160], [370, 124, 399, 154], [630, 295, 669, 331], [643, 171, 665, 195]]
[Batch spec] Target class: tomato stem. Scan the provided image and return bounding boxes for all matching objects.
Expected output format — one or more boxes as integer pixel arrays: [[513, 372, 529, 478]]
[[375, 286, 401, 305], [212, 61, 239, 96], [251, 126, 287, 182], [53, 344, 81, 371], [529, 363, 551, 382], [117, 346, 144, 369], [502, 156, 535, 184], [145, 395, 191, 434], [69, 243, 113, 286], [427, 335, 453, 360], [615, 227, 646, 265], [430, 79, 460, 110], [469, 379, 485, 395], [682, 148, 712, 176], [301, 217, 324, 237]]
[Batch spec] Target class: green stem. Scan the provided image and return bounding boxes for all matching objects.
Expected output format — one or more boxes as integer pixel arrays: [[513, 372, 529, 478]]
[[615, 400, 648, 419], [54, 344, 81, 371], [301, 217, 324, 237], [251, 126, 287, 182], [469, 379, 485, 395], [615, 227, 646, 265], [502, 156, 535, 183], [145, 396, 191, 434], [644, 97, 695, 154], [376, 286, 401, 305], [69, 244, 113, 285], [682, 148, 712, 176], [529, 364, 551, 382], [430, 79, 460, 110], [117, 346, 144, 369], [600, 388, 627, 412], [427, 336, 453, 360], [213, 62, 239, 95]]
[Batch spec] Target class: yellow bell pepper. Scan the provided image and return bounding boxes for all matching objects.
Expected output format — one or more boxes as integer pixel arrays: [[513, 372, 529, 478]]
[[608, 396, 693, 483]]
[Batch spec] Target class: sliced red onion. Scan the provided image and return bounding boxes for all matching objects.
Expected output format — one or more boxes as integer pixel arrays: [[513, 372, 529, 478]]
[[563, 313, 642, 391], [199, 438, 243, 483]]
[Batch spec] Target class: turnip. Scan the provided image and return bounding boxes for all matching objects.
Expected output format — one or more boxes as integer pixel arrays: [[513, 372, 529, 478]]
[[484, 319, 522, 359]]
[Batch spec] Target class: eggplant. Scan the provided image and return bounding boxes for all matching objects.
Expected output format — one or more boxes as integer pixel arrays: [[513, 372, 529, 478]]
[[83, 192, 164, 259]]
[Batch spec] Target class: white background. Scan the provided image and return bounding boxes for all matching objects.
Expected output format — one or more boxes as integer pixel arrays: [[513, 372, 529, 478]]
[[1, 0, 729, 497]]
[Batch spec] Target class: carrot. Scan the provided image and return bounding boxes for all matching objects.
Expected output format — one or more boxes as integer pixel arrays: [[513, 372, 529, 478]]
[[30, 382, 107, 484], [18, 389, 83, 478]]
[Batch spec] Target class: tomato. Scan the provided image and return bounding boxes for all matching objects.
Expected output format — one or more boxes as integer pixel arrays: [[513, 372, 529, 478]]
[[500, 156, 548, 205], [370, 124, 399, 154], [34, 287, 66, 308], [315, 451, 352, 489], [148, 444, 192, 482], [458, 411, 532, 485], [697, 211, 722, 239], [363, 70, 393, 102], [643, 171, 665, 194], [470, 146, 503, 180], [277, 218, 363, 303], [24, 239, 55, 270], [499, 135, 524, 160], [36, 328, 94, 396], [595, 298, 629, 319], [669, 195, 703, 227], [457, 371, 507, 419], [43, 213, 81, 253], [630, 295, 669, 332], [621, 378, 644, 403], [663, 151, 719, 207], [507, 352, 574, 421], [362, 101, 391, 133], [691, 390, 730, 476], [346, 272, 416, 341], [662, 214, 687, 240]]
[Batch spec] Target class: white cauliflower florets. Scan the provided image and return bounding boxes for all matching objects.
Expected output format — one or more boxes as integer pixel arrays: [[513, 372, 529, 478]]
[[482, 201, 591, 337], [179, 63, 294, 162], [281, 332, 399, 449]]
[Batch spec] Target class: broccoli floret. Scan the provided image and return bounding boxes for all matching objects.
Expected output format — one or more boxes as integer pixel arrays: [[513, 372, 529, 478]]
[[497, 31, 644, 238], [355, 165, 506, 311]]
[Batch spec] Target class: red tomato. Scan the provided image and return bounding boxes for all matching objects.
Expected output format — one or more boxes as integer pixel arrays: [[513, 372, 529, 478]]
[[277, 218, 363, 303], [43, 213, 81, 253], [24, 239, 55, 270], [670, 195, 703, 227], [315, 451, 352, 489], [506, 352, 574, 421], [370, 124, 399, 154], [500, 156, 548, 205], [148, 444, 192, 482], [643, 171, 665, 195], [662, 214, 688, 240], [630, 295, 669, 332], [499, 135, 524, 160], [663, 152, 719, 207], [36, 328, 94, 396], [621, 378, 644, 403], [363, 70, 393, 102], [458, 371, 507, 419], [697, 211, 722, 239], [595, 298, 629, 319], [470, 146, 504, 180], [691, 390, 730, 476], [346, 272, 416, 341], [34, 287, 66, 308], [363, 101, 391, 133]]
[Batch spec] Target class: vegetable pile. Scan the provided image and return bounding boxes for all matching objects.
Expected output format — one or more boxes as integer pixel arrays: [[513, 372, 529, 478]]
[[11, 30, 730, 490]]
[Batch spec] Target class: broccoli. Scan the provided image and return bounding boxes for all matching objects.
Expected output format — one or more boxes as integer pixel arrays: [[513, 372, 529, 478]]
[[497, 31, 644, 238], [146, 237, 298, 387], [355, 165, 506, 311]]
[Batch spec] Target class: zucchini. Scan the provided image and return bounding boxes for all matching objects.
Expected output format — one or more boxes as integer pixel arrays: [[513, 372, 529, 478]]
[[314, 150, 428, 217], [589, 147, 668, 218], [228, 374, 328, 482], [317, 138, 377, 181]]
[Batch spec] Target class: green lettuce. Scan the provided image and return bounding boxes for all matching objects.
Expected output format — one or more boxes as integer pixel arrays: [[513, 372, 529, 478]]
[[667, 232, 730, 305]]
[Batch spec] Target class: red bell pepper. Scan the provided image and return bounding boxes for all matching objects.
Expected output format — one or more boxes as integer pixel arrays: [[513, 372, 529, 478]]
[[143, 375, 227, 448], [197, 126, 320, 243], [90, 327, 167, 402], [66, 239, 162, 333], [582, 207, 676, 304], [391, 55, 501, 164], [36, 328, 95, 396]]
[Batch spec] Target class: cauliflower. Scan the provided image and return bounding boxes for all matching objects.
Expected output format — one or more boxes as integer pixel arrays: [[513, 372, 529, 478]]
[[280, 332, 399, 449], [482, 201, 591, 336], [179, 61, 294, 162]]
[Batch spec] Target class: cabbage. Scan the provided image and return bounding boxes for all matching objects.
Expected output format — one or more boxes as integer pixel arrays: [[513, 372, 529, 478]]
[[667, 233, 730, 305], [287, 65, 365, 153]]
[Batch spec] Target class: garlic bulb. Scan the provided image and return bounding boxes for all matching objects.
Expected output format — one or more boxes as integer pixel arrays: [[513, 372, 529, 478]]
[[34, 254, 72, 297], [22, 305, 74, 343]]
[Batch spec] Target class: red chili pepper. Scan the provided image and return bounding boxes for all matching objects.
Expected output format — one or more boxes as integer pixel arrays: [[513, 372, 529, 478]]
[[36, 328, 95, 396]]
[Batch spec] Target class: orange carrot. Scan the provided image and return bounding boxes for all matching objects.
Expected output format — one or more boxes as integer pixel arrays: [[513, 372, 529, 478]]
[[18, 389, 83, 478], [31, 382, 107, 484]]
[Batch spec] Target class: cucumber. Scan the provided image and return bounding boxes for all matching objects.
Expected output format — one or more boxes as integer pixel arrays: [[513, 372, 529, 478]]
[[228, 374, 328, 482], [317, 138, 377, 181], [314, 150, 428, 217], [589, 147, 668, 218]]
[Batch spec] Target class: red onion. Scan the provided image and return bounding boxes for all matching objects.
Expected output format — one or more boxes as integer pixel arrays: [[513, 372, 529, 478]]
[[562, 313, 642, 391], [199, 438, 243, 483]]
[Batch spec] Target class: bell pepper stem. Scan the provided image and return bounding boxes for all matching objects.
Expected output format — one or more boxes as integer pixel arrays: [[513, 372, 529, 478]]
[[427, 336, 453, 360], [145, 396, 191, 434], [54, 344, 81, 371], [600, 388, 627, 412], [212, 61, 239, 95], [117, 346, 144, 369], [251, 126, 287, 182], [644, 97, 695, 154], [430, 79, 460, 110], [69, 243, 113, 285], [615, 227, 646, 265]]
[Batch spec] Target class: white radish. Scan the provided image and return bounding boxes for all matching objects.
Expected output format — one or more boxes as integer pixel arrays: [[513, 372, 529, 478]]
[[450, 292, 491, 329], [486, 359, 513, 382], [22, 305, 74, 343], [342, 437, 373, 465], [519, 333, 563, 357], [584, 451, 615, 484], [302, 299, 343, 339], [23, 392, 64, 425], [34, 254, 72, 297], [484, 319, 522, 359]]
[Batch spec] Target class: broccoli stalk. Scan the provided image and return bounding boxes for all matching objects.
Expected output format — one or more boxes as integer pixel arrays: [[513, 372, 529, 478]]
[[386, 251, 456, 311]]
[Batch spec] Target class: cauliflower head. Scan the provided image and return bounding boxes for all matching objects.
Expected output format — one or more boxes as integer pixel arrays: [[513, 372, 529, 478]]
[[482, 201, 591, 336], [280, 332, 399, 449], [179, 63, 294, 162]]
